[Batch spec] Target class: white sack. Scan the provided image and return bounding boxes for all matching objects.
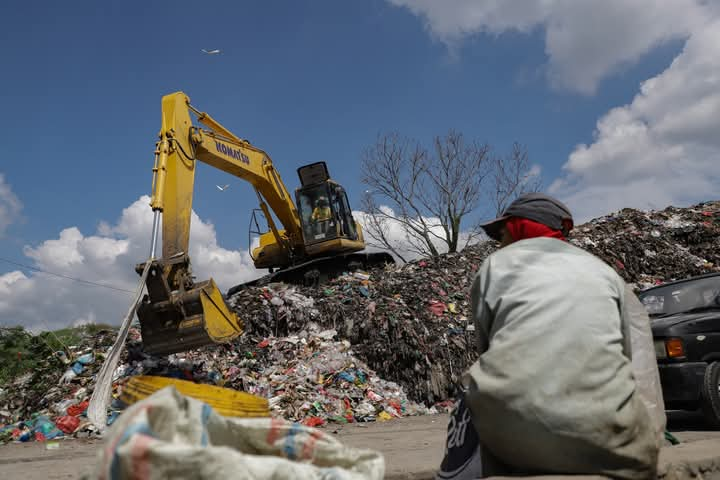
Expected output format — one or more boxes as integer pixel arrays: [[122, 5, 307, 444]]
[[90, 386, 385, 480]]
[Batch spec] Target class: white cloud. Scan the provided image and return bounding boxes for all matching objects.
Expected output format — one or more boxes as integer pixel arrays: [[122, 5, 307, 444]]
[[388, 0, 720, 220], [551, 18, 720, 221], [0, 174, 22, 236], [354, 207, 480, 262], [387, 0, 707, 94], [0, 196, 262, 331]]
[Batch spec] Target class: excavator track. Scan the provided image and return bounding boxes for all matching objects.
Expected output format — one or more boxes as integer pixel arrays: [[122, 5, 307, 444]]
[[227, 251, 394, 296]]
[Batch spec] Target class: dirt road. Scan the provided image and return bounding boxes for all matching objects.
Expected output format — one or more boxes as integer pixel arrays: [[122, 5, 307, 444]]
[[0, 412, 718, 480], [0, 414, 449, 479]]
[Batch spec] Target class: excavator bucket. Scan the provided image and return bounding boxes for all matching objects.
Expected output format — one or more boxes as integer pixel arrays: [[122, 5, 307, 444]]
[[137, 273, 243, 356]]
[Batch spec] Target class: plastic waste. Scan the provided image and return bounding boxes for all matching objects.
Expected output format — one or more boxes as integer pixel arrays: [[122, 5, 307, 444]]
[[428, 301, 447, 316], [377, 411, 393, 422], [55, 415, 81, 434], [303, 416, 324, 427], [55, 351, 70, 364], [67, 400, 89, 417], [60, 368, 77, 384], [106, 411, 120, 426], [52, 399, 75, 415], [352, 271, 371, 281], [366, 390, 383, 402], [76, 353, 94, 365], [31, 416, 64, 440]]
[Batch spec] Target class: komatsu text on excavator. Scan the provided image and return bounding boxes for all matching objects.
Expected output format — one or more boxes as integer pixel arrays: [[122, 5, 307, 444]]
[[136, 92, 392, 355]]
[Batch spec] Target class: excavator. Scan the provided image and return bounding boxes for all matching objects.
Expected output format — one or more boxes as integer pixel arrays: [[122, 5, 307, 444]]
[[136, 91, 393, 355]]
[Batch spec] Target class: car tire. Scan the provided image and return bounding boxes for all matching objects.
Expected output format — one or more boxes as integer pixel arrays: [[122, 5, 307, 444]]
[[700, 362, 720, 429]]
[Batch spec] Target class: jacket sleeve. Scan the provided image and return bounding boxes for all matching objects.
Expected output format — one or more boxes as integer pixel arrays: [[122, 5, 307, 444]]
[[619, 283, 633, 361], [623, 283, 667, 446], [470, 263, 492, 355]]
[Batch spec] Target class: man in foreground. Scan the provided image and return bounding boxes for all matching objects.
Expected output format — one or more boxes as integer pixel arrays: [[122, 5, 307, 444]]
[[437, 193, 659, 479]]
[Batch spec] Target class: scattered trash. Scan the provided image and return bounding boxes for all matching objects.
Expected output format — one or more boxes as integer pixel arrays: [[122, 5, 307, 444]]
[[1, 200, 717, 443], [55, 415, 81, 434], [66, 400, 89, 417]]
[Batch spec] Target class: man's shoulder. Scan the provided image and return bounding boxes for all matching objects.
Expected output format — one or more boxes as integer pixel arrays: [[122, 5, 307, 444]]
[[483, 238, 623, 281]]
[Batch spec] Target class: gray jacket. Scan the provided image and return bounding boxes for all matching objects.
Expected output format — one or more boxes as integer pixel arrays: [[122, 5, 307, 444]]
[[464, 238, 658, 479]]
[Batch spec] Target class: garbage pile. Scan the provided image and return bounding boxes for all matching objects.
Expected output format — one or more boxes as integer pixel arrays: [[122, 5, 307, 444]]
[[1, 199, 718, 444], [228, 242, 498, 406], [0, 324, 438, 443], [224, 200, 719, 405], [0, 328, 115, 443], [569, 200, 720, 291], [126, 327, 436, 426]]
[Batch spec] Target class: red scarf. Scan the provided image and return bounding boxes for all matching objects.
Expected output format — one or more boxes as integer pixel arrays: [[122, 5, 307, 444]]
[[505, 217, 566, 242]]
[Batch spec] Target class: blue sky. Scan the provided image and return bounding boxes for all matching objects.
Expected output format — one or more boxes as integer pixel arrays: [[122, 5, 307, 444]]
[[0, 0, 679, 250], [1, 0, 718, 329]]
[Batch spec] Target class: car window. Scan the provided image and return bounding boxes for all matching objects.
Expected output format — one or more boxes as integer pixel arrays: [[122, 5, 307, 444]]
[[639, 276, 720, 317]]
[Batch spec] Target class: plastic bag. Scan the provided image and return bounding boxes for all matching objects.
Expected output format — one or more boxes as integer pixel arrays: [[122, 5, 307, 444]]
[[67, 400, 89, 417], [76, 353, 94, 365], [56, 415, 81, 434], [60, 368, 77, 384], [53, 399, 76, 415], [624, 284, 667, 447], [90, 386, 384, 480], [31, 416, 64, 440]]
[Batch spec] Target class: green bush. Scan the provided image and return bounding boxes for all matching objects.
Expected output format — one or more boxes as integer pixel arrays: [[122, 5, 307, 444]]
[[0, 324, 116, 386]]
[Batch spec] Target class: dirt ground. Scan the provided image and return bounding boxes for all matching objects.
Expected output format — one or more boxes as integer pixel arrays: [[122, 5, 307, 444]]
[[0, 414, 449, 479], [0, 412, 718, 480]]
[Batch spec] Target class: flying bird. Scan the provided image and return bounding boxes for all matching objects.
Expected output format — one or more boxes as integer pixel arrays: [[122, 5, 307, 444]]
[[202, 49, 222, 55], [216, 184, 230, 191]]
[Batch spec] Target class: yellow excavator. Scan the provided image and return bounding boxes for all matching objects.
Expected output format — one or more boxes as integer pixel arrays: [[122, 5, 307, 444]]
[[136, 92, 392, 355]]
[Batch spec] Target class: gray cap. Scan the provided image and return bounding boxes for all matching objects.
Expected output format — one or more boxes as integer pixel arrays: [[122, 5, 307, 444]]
[[480, 193, 574, 241]]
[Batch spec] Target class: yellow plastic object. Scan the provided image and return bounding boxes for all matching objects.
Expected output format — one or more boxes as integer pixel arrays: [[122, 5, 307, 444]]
[[120, 376, 269, 418], [377, 411, 393, 422]]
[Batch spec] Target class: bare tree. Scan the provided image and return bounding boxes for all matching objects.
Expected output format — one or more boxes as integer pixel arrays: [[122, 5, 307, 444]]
[[360, 131, 492, 259], [491, 142, 543, 216], [360, 133, 542, 260], [359, 194, 410, 263]]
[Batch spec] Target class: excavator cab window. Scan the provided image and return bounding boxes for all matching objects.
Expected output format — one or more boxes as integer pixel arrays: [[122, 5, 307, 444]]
[[297, 184, 339, 244]]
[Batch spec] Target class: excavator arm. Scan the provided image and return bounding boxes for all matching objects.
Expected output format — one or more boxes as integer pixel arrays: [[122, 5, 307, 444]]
[[152, 92, 303, 262], [138, 92, 304, 355]]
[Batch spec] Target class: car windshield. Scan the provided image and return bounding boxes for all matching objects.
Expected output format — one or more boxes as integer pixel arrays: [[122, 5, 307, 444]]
[[639, 275, 720, 317]]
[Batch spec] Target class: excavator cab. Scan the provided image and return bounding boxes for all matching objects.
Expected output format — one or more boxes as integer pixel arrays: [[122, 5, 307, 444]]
[[295, 163, 361, 251], [238, 161, 392, 290]]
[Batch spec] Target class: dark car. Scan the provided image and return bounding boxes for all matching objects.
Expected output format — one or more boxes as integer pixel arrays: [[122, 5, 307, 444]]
[[638, 273, 720, 426]]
